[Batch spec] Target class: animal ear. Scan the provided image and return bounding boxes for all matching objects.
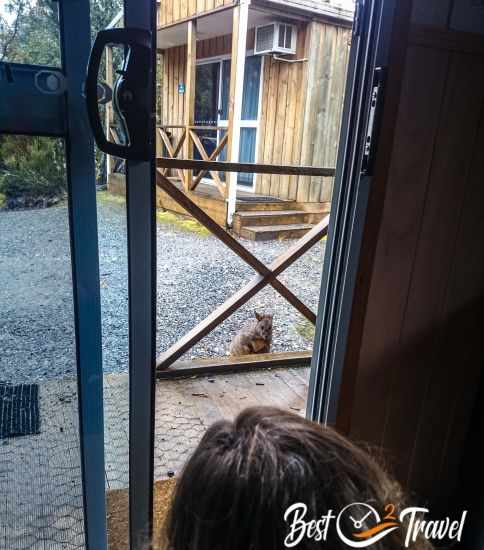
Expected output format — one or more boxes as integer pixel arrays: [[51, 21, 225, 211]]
[[255, 311, 262, 321]]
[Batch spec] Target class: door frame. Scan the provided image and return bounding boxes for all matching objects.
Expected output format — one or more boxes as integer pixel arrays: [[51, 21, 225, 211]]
[[307, 0, 412, 427], [121, 2, 158, 549]]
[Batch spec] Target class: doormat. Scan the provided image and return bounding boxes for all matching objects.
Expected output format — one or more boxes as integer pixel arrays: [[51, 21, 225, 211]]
[[0, 383, 40, 439], [107, 478, 177, 550]]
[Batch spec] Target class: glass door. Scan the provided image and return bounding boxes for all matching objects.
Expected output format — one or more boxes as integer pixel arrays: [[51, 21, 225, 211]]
[[308, 0, 400, 425], [194, 61, 220, 163], [219, 55, 262, 189], [1, 0, 157, 548], [0, 2, 106, 549], [85, 1, 157, 548]]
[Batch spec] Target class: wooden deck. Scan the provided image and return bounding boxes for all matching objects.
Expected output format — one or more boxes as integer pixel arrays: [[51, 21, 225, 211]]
[[105, 365, 309, 548], [105, 365, 310, 486]]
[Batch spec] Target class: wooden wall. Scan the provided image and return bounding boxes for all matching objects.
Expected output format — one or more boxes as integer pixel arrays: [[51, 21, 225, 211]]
[[256, 22, 308, 200], [158, 0, 234, 27], [257, 21, 351, 202], [160, 21, 351, 203], [161, 32, 254, 128], [339, 14, 484, 509]]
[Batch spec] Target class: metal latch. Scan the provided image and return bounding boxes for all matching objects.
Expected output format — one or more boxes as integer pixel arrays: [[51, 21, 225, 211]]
[[361, 66, 387, 176]]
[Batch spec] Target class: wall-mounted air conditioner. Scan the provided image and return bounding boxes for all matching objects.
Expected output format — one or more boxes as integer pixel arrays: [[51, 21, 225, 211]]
[[254, 22, 297, 55]]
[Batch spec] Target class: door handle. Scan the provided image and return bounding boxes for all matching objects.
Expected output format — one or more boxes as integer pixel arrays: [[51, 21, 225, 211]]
[[85, 28, 153, 161]]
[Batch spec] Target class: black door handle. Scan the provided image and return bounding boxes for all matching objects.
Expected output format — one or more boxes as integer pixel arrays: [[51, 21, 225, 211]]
[[85, 28, 153, 161]]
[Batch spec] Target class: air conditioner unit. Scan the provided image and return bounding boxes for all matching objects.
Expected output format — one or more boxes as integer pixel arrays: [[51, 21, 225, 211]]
[[254, 22, 297, 55]]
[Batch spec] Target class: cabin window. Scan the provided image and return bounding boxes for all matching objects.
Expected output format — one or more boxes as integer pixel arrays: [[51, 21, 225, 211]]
[[195, 63, 220, 125]]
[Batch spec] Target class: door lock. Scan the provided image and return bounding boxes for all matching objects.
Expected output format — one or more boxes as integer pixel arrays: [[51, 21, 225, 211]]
[[85, 28, 154, 161]]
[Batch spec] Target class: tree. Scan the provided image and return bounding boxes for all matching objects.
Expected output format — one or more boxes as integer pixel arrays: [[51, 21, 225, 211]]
[[1, 0, 123, 66], [0, 0, 123, 206], [0, 0, 28, 62]]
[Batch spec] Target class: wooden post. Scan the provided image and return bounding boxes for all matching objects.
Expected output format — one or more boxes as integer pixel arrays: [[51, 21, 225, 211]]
[[185, 20, 197, 190], [105, 45, 114, 181], [226, 1, 249, 227]]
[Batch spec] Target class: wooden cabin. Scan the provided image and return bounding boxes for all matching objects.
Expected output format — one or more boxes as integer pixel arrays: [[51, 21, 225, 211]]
[[107, 1, 353, 237]]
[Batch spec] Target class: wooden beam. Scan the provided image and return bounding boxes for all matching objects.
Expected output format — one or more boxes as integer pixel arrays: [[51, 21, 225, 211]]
[[158, 128, 186, 181], [157, 157, 336, 177], [192, 132, 229, 187], [188, 129, 226, 194], [156, 216, 327, 369], [226, 1, 250, 226], [185, 20, 197, 190], [157, 351, 312, 379], [157, 3, 236, 32]]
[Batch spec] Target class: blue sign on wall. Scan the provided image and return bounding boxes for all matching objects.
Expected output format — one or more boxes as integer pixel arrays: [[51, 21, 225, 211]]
[[178, 83, 186, 94]]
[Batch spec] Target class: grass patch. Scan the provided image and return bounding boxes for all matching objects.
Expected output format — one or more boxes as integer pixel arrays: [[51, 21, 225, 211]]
[[97, 190, 126, 205], [156, 210, 210, 236], [295, 319, 316, 342], [0, 193, 5, 208], [97, 190, 210, 236]]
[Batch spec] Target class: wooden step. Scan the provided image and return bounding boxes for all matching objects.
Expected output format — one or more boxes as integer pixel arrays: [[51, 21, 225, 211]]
[[235, 200, 298, 212], [239, 223, 315, 241], [234, 210, 309, 230]]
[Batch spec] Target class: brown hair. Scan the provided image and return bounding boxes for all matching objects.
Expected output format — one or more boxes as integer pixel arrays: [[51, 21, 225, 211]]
[[162, 406, 430, 550]]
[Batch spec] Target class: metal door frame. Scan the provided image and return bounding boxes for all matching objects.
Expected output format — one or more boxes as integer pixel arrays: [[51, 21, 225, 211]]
[[0, 1, 108, 548], [122, 1, 158, 548], [307, 0, 400, 425]]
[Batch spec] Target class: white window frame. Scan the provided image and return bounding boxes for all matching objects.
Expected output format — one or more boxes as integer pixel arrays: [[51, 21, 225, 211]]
[[195, 50, 265, 192]]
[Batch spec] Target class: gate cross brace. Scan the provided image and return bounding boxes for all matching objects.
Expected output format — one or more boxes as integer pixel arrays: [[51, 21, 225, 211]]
[[158, 128, 187, 184], [156, 171, 330, 370]]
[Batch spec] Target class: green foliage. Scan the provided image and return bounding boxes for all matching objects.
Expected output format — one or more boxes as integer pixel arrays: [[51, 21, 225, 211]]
[[0, 0, 123, 206], [0, 136, 66, 203], [295, 319, 316, 342], [1, 0, 123, 65]]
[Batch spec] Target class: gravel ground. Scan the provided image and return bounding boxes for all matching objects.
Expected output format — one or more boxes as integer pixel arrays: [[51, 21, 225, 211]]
[[0, 194, 325, 383]]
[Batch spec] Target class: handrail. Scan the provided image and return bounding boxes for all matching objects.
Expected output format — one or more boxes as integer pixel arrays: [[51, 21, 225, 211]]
[[160, 124, 228, 131], [156, 157, 336, 178]]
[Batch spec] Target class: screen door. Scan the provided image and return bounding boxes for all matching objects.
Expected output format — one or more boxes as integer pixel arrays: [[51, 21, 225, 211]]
[[0, 2, 106, 548], [1, 0, 157, 548]]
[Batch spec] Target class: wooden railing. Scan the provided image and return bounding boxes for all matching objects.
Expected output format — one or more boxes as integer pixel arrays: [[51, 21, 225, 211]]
[[155, 158, 335, 374], [106, 125, 336, 375], [157, 125, 229, 195]]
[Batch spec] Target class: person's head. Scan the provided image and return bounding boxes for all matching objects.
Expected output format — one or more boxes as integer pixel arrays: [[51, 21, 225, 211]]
[[163, 406, 426, 550]]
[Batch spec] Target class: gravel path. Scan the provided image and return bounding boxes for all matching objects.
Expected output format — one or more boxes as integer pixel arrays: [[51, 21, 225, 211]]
[[0, 195, 325, 383]]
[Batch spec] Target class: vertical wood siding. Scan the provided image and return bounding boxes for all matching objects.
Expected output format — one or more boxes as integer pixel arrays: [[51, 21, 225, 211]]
[[258, 21, 351, 202], [297, 22, 351, 202]]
